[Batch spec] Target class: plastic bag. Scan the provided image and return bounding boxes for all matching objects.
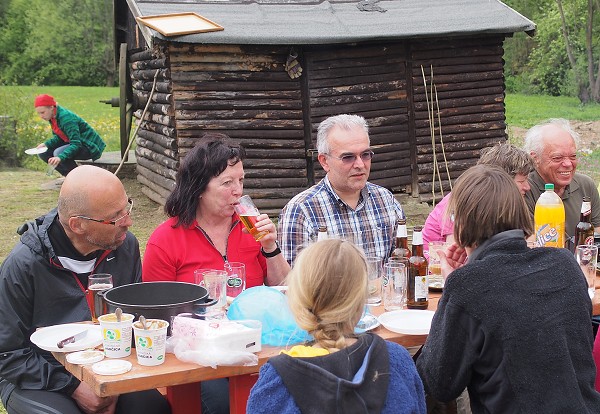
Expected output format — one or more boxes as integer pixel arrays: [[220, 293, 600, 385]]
[[167, 316, 260, 369], [227, 286, 311, 346]]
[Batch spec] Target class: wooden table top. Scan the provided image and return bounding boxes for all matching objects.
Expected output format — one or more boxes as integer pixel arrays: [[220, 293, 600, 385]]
[[53, 293, 442, 398]]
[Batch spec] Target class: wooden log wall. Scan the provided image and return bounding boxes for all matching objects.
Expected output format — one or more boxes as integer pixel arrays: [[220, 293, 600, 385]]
[[130, 45, 178, 206], [304, 42, 411, 193], [168, 43, 307, 212], [130, 35, 511, 211], [409, 35, 508, 203]]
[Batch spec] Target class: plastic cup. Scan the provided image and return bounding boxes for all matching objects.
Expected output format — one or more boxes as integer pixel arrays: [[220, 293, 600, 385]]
[[98, 313, 134, 358], [234, 195, 269, 241], [132, 319, 169, 366]]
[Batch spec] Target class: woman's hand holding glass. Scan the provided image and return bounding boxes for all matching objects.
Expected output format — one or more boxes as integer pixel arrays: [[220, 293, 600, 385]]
[[250, 214, 279, 251]]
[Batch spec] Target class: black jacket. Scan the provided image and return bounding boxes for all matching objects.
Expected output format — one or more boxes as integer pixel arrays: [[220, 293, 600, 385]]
[[417, 230, 600, 413], [0, 209, 142, 405]]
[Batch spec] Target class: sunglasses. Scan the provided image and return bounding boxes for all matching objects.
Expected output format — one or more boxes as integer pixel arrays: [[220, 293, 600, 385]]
[[326, 150, 374, 164]]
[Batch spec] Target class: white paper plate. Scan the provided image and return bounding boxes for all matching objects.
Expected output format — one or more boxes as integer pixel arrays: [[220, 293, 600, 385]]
[[378, 310, 435, 335], [30, 324, 102, 353], [92, 359, 132, 376], [25, 147, 47, 155], [66, 350, 105, 365]]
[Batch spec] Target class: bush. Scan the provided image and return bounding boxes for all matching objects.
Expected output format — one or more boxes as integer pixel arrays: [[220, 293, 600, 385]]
[[0, 88, 47, 171]]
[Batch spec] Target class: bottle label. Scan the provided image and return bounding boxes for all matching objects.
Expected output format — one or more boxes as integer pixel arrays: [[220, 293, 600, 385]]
[[412, 231, 423, 245], [585, 236, 595, 245], [414, 275, 428, 300], [396, 225, 408, 238], [581, 201, 592, 216], [536, 224, 559, 247]]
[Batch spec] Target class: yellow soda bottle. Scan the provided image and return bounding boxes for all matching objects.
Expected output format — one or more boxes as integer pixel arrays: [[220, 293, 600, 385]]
[[534, 183, 565, 248]]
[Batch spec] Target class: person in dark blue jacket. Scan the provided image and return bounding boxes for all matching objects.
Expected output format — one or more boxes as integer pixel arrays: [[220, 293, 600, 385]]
[[247, 239, 426, 413], [0, 165, 170, 414]]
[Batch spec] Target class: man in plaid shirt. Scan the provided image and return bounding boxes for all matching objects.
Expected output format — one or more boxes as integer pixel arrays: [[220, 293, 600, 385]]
[[278, 114, 404, 265]]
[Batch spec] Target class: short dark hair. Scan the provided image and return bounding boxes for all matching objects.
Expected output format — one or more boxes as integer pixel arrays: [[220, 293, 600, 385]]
[[450, 164, 533, 248], [165, 133, 245, 227]]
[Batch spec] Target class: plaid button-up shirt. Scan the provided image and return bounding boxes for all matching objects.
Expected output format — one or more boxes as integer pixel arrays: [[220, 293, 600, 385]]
[[278, 176, 404, 265]]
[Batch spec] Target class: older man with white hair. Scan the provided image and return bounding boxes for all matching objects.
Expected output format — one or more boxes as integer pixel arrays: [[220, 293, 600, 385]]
[[523, 118, 600, 246]]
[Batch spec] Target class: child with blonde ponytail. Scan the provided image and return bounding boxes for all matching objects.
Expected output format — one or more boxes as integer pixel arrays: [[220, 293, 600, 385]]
[[247, 239, 426, 413]]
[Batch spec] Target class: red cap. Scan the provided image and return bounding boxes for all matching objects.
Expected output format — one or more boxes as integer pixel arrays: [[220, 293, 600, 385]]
[[34, 94, 56, 107]]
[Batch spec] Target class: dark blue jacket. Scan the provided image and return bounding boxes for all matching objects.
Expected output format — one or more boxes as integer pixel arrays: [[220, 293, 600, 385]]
[[0, 210, 141, 405]]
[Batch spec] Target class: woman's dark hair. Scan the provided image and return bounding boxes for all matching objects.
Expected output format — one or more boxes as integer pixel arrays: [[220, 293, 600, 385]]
[[165, 133, 245, 227]]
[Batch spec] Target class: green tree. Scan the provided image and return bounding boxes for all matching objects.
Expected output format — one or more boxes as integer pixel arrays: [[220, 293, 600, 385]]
[[0, 0, 114, 86]]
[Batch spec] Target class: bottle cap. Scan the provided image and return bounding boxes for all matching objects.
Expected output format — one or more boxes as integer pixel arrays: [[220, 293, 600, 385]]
[[544, 183, 554, 191]]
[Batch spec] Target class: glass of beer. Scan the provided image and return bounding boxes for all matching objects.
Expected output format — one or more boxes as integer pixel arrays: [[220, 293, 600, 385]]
[[575, 244, 598, 299], [234, 195, 269, 241], [428, 241, 445, 289], [88, 274, 113, 323]]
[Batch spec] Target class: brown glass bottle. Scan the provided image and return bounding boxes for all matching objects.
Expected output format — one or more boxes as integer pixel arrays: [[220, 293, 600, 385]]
[[407, 226, 429, 309], [391, 219, 411, 260], [574, 196, 594, 249]]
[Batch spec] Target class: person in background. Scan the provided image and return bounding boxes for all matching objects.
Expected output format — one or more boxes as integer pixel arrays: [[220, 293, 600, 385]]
[[33, 94, 106, 177], [0, 165, 170, 414], [143, 133, 289, 287], [247, 239, 426, 413], [278, 114, 404, 265], [523, 118, 600, 246], [422, 142, 533, 257], [417, 164, 600, 413]]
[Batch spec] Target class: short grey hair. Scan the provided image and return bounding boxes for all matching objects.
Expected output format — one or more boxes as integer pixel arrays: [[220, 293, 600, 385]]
[[57, 192, 87, 227], [316, 114, 370, 155], [523, 118, 580, 156]]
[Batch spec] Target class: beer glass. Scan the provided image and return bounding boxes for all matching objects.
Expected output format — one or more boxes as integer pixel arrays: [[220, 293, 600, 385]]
[[428, 241, 445, 289], [575, 244, 598, 299], [224, 262, 246, 298], [365, 256, 383, 305], [88, 274, 113, 323], [234, 195, 269, 241], [383, 261, 406, 311]]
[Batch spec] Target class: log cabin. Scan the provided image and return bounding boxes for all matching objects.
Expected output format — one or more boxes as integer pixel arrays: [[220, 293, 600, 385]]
[[114, 0, 535, 212]]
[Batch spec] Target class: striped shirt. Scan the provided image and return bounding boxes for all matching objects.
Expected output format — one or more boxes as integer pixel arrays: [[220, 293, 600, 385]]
[[278, 176, 404, 265]]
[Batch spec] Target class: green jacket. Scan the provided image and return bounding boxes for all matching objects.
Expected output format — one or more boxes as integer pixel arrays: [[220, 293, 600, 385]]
[[43, 106, 106, 161]]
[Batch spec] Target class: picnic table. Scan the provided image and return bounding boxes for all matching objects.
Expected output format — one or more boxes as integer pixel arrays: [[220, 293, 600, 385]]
[[54, 275, 600, 414], [53, 293, 442, 414]]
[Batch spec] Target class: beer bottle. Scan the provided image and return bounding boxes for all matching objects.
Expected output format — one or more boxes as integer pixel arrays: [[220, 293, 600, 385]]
[[574, 196, 594, 248], [391, 218, 411, 260], [317, 226, 328, 241], [407, 226, 429, 309]]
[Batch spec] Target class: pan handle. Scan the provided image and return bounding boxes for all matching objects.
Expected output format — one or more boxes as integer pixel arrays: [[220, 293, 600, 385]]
[[192, 297, 219, 319]]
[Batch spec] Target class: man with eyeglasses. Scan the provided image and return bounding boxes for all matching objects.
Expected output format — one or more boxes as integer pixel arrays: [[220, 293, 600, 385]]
[[0, 165, 170, 414], [523, 118, 600, 247], [278, 114, 404, 264]]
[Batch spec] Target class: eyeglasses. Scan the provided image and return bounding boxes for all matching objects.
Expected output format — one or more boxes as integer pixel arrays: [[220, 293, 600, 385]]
[[325, 150, 374, 164], [72, 198, 133, 226]]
